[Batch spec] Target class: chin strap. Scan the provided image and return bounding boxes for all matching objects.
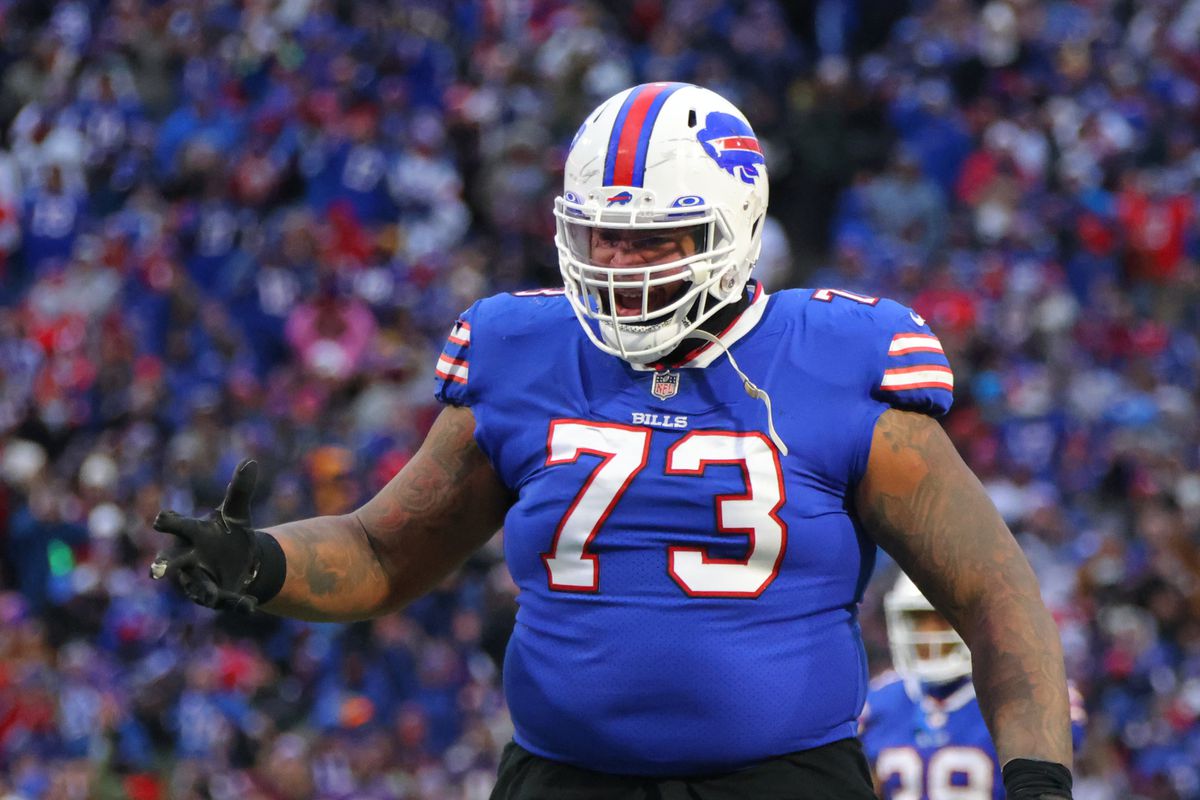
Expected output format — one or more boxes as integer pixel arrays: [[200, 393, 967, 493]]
[[690, 329, 788, 456]]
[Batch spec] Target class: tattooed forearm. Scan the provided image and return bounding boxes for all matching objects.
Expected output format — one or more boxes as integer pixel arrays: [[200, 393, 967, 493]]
[[856, 409, 1072, 766], [262, 514, 392, 620], [261, 405, 510, 622]]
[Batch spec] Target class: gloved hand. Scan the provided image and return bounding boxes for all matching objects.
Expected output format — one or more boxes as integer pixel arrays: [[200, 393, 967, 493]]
[[150, 459, 267, 613]]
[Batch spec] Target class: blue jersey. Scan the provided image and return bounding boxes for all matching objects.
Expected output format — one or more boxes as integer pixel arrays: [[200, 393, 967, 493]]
[[860, 673, 1087, 799], [861, 674, 1000, 800], [434, 284, 954, 776]]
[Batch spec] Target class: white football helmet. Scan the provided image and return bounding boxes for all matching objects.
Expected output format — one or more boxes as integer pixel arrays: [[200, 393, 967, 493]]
[[554, 82, 769, 364], [884, 572, 973, 685]]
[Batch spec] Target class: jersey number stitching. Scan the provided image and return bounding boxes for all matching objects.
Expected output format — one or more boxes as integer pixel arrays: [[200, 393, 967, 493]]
[[875, 745, 993, 800], [813, 287, 880, 305], [542, 421, 651, 592], [542, 420, 787, 597]]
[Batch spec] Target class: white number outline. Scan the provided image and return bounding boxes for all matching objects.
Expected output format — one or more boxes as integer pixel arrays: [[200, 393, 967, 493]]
[[541, 420, 651, 591], [927, 746, 993, 800], [512, 288, 566, 297], [875, 745, 994, 800], [876, 746, 922, 800], [665, 431, 787, 598], [541, 421, 787, 596], [813, 287, 880, 305]]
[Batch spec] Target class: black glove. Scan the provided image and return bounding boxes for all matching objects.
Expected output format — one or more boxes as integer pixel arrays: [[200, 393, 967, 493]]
[[1002, 759, 1073, 800], [150, 459, 284, 613]]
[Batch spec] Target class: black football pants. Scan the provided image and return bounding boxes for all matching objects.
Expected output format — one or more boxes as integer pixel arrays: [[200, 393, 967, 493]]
[[490, 737, 876, 800]]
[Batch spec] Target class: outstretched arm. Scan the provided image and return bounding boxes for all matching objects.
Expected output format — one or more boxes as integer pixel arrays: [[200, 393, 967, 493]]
[[855, 408, 1071, 768], [262, 404, 510, 621]]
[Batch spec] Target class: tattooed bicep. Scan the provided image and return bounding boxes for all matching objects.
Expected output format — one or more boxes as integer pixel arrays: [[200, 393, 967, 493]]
[[357, 404, 511, 551], [857, 414, 1073, 766], [854, 409, 1031, 623]]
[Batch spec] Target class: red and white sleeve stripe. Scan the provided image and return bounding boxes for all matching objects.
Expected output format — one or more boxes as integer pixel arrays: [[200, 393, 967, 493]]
[[447, 321, 471, 347], [888, 333, 944, 356], [436, 320, 471, 385], [435, 354, 468, 384], [879, 365, 954, 393]]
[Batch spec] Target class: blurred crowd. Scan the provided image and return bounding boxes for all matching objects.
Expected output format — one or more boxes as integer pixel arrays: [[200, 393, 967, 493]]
[[0, 0, 1199, 798]]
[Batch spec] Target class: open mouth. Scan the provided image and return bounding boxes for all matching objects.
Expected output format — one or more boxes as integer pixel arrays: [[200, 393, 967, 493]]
[[613, 288, 649, 316], [607, 284, 686, 318]]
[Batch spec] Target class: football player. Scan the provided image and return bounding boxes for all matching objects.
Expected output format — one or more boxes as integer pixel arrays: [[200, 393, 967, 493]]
[[152, 83, 1075, 799], [861, 573, 1086, 800]]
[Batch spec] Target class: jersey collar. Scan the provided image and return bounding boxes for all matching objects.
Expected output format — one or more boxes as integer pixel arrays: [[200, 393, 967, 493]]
[[632, 282, 769, 372], [910, 678, 977, 717]]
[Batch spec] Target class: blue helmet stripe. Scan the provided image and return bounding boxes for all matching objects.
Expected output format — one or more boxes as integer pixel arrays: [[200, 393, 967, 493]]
[[603, 86, 646, 186], [629, 83, 684, 187]]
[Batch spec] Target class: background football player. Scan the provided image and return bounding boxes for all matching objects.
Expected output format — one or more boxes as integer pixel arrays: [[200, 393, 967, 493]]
[[862, 572, 1087, 800]]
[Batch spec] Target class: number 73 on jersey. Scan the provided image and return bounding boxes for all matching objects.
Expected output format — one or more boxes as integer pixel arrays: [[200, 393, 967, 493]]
[[540, 419, 788, 598]]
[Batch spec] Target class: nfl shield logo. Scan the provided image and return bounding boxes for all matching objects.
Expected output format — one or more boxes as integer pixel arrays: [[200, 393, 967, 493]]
[[651, 371, 679, 400]]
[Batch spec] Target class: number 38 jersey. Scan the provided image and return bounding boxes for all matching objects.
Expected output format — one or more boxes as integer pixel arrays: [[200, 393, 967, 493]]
[[860, 673, 1087, 799], [434, 283, 953, 776], [860, 674, 1001, 800]]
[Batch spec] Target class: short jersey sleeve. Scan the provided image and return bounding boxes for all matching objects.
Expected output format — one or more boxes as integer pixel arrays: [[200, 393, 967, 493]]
[[433, 303, 479, 406], [868, 301, 954, 417]]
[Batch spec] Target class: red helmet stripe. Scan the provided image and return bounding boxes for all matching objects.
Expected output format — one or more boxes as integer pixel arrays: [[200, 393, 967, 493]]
[[613, 84, 666, 186]]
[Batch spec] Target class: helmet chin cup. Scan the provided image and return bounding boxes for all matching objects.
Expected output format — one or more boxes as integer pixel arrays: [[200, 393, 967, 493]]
[[597, 296, 700, 364], [555, 83, 769, 365]]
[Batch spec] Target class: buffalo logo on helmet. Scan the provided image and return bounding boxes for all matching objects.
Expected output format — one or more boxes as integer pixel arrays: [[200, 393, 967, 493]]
[[606, 190, 634, 206], [696, 112, 764, 186]]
